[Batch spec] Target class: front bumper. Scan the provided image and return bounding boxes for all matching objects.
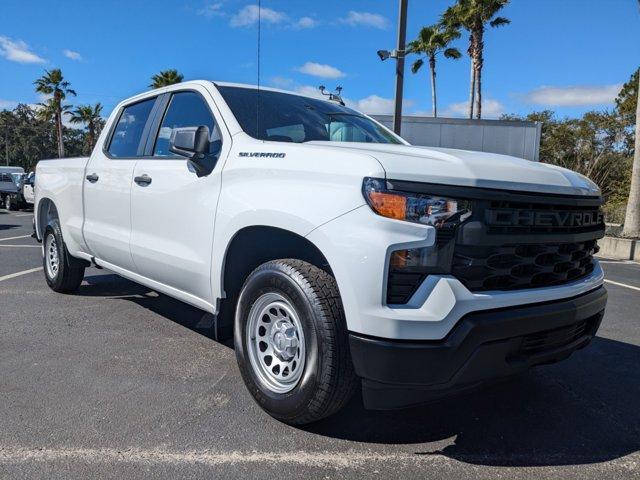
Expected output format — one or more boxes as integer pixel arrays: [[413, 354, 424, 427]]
[[307, 205, 605, 341], [349, 286, 607, 410]]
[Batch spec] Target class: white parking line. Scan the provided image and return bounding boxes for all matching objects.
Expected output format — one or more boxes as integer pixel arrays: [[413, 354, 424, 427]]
[[0, 445, 635, 471], [0, 244, 40, 248], [604, 279, 640, 292], [0, 235, 32, 242], [598, 259, 639, 265], [0, 446, 448, 469], [15, 213, 33, 217], [0, 267, 43, 283]]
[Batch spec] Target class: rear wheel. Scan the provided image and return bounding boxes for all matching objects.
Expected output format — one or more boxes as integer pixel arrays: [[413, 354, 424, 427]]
[[234, 259, 357, 425], [43, 219, 85, 293]]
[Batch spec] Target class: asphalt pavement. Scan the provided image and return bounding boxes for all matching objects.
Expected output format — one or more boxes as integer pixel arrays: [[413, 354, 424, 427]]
[[1, 209, 639, 479]]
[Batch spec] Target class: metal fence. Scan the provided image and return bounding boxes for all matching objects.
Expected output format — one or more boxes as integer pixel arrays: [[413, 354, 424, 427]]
[[372, 115, 542, 161]]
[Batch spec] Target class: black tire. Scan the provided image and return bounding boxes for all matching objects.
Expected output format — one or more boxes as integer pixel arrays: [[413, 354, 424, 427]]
[[234, 259, 357, 425], [43, 219, 85, 293]]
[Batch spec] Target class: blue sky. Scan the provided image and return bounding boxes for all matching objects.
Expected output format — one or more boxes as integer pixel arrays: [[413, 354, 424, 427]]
[[0, 0, 638, 120]]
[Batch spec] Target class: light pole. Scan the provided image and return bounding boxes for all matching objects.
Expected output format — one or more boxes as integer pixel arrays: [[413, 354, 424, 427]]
[[377, 0, 409, 135], [393, 0, 408, 136]]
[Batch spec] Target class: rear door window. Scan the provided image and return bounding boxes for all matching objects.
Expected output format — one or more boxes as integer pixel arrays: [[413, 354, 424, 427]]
[[107, 98, 156, 157]]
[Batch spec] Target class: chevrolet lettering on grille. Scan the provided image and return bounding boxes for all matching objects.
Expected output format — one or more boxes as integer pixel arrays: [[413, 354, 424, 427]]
[[485, 209, 604, 228]]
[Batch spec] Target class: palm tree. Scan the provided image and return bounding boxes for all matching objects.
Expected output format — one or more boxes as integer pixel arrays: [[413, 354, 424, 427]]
[[622, 70, 640, 237], [442, 0, 510, 119], [622, 4, 640, 237], [408, 25, 461, 117], [34, 69, 76, 157], [69, 103, 104, 154], [149, 69, 184, 89]]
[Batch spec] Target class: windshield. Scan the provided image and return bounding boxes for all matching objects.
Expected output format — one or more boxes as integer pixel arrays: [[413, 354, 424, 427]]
[[217, 86, 402, 145]]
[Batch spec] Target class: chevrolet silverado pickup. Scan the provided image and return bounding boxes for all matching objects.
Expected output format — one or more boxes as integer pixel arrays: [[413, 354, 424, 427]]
[[35, 81, 607, 424]]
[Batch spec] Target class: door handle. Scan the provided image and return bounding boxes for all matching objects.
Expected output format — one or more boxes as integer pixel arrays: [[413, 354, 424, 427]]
[[86, 173, 99, 183], [134, 174, 152, 186]]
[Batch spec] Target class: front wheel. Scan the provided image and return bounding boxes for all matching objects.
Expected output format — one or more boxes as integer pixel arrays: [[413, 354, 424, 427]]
[[43, 219, 85, 293], [234, 259, 357, 425]]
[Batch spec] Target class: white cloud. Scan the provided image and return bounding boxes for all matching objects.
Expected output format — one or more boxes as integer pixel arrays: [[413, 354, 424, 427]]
[[347, 95, 415, 115], [293, 16, 318, 29], [230, 5, 286, 27], [267, 79, 413, 116], [294, 85, 326, 99], [441, 98, 505, 118], [296, 62, 345, 79], [61, 111, 76, 128], [270, 76, 295, 88], [522, 84, 622, 106], [0, 36, 46, 64], [0, 99, 19, 111], [63, 49, 82, 61], [198, 2, 225, 17], [338, 11, 389, 29]]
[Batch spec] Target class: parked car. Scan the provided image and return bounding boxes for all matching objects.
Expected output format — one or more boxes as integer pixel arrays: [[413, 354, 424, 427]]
[[0, 166, 26, 210], [21, 172, 36, 206], [34, 81, 607, 424]]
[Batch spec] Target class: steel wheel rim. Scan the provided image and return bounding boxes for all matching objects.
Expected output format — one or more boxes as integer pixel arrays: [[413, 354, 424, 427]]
[[246, 292, 306, 393], [45, 234, 60, 279]]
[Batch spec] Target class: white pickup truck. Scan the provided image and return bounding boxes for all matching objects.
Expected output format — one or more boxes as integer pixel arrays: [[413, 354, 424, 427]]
[[35, 81, 607, 424]]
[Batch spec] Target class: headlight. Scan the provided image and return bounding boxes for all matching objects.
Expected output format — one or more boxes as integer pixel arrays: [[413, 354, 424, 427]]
[[362, 177, 472, 227]]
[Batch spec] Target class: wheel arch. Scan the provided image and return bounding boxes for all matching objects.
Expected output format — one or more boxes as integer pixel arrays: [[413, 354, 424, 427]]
[[36, 197, 58, 241], [216, 225, 335, 339]]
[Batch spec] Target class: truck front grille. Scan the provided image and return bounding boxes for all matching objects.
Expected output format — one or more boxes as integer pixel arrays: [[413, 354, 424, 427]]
[[451, 240, 599, 291], [384, 184, 604, 305]]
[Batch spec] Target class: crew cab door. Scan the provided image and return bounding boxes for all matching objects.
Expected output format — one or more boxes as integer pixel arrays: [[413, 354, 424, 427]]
[[83, 96, 159, 269], [129, 88, 228, 303]]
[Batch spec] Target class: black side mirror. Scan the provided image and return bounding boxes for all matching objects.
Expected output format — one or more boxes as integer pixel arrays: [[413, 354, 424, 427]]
[[169, 126, 220, 178]]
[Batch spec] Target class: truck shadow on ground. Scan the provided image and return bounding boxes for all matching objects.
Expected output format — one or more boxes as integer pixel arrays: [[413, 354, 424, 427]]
[[309, 339, 639, 466], [0, 223, 21, 230], [80, 273, 639, 468], [80, 273, 231, 344]]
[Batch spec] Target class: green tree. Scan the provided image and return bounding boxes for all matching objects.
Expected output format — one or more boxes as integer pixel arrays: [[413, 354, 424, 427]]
[[0, 104, 85, 171], [33, 69, 76, 158], [408, 25, 461, 117], [149, 69, 184, 89], [502, 110, 633, 222], [442, 0, 510, 119], [69, 103, 105, 154]]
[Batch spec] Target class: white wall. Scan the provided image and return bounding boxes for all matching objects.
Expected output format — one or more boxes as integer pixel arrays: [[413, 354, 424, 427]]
[[373, 116, 542, 161]]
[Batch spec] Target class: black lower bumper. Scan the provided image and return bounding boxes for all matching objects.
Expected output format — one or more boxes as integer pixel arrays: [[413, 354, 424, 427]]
[[350, 287, 607, 410]]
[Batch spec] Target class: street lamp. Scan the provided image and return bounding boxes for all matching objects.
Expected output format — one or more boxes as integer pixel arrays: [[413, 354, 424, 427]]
[[377, 0, 408, 135], [376, 49, 403, 61]]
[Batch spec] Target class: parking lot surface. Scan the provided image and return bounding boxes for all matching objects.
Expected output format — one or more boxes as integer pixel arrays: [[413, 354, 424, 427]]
[[1, 209, 639, 479]]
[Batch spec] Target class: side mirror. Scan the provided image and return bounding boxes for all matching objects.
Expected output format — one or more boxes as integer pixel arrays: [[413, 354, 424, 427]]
[[169, 126, 221, 178]]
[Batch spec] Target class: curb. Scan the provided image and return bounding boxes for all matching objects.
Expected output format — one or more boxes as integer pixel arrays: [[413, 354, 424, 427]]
[[598, 236, 640, 261]]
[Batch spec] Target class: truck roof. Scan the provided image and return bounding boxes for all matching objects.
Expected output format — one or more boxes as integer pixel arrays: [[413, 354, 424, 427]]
[[213, 81, 334, 103]]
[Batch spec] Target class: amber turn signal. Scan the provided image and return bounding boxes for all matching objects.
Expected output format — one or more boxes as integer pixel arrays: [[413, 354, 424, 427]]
[[367, 191, 406, 220]]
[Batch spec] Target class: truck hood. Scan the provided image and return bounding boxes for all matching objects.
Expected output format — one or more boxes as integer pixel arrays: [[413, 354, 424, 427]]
[[305, 142, 600, 197]]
